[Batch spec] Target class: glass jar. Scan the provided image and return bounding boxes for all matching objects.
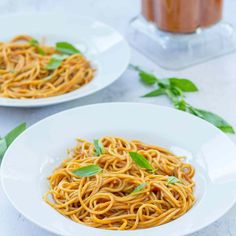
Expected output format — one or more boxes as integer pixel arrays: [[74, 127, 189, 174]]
[[128, 0, 236, 69], [141, 0, 223, 33]]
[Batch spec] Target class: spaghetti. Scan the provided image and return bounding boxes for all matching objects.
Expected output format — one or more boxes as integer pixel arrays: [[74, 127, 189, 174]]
[[0, 35, 94, 99], [44, 136, 195, 230]]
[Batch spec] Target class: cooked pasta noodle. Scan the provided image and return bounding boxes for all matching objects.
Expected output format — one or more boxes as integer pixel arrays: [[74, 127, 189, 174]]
[[0, 35, 94, 99], [44, 136, 195, 230]]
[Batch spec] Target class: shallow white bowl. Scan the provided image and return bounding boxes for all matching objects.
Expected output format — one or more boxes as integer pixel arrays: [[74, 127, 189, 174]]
[[0, 13, 130, 107], [2, 103, 236, 236]]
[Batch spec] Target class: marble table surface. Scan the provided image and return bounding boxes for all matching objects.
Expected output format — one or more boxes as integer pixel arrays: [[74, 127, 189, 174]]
[[1, 0, 236, 235]]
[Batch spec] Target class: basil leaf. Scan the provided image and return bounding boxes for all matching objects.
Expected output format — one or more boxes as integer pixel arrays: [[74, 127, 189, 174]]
[[143, 88, 165, 97], [5, 123, 26, 146], [28, 38, 39, 46], [130, 64, 159, 85], [131, 183, 147, 194], [50, 54, 68, 61], [0, 123, 26, 162], [169, 78, 198, 92], [139, 71, 158, 85], [93, 139, 104, 156], [73, 164, 102, 177], [46, 60, 61, 70], [0, 139, 7, 161], [28, 39, 45, 55], [56, 42, 80, 55], [188, 107, 234, 134], [37, 47, 45, 55], [129, 152, 154, 171], [46, 54, 68, 70], [167, 176, 181, 184]]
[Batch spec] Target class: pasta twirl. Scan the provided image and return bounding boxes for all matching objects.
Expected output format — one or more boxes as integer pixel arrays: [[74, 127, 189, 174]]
[[44, 136, 195, 230], [0, 35, 94, 99]]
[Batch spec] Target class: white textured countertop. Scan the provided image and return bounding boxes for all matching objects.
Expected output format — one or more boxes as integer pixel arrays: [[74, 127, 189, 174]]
[[1, 0, 236, 235]]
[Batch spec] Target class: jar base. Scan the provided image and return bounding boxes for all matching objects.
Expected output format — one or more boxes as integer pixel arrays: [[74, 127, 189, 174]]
[[127, 16, 236, 70]]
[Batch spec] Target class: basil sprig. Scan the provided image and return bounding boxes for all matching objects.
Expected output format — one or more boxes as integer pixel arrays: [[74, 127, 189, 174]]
[[167, 176, 181, 184], [73, 164, 102, 177], [0, 123, 26, 162], [129, 152, 154, 171], [56, 42, 80, 55], [93, 139, 104, 156], [131, 183, 147, 194], [130, 65, 234, 134]]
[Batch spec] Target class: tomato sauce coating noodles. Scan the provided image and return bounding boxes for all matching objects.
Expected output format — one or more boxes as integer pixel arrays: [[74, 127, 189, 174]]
[[0, 35, 94, 99], [44, 137, 195, 230]]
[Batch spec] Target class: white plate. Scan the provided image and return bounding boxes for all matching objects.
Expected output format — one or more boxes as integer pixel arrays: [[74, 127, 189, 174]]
[[2, 103, 236, 236], [0, 13, 130, 107]]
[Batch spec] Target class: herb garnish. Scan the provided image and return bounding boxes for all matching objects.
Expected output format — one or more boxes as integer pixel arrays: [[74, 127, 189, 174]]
[[131, 183, 148, 194], [0, 123, 26, 162], [56, 42, 80, 55], [73, 164, 102, 177], [129, 152, 154, 171], [37, 47, 46, 55], [93, 139, 104, 156], [28, 38, 45, 55], [46, 54, 68, 70], [167, 176, 181, 184], [45, 41, 80, 70], [28, 38, 39, 47], [130, 65, 234, 134]]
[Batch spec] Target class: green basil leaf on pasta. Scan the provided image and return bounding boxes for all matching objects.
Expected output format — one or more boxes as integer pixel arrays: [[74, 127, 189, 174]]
[[93, 139, 104, 156], [167, 176, 181, 184], [56, 42, 80, 55], [51, 54, 68, 61], [129, 152, 154, 171], [37, 47, 45, 55], [28, 38, 39, 46], [131, 183, 147, 194], [73, 164, 102, 177], [46, 54, 68, 70], [28, 39, 45, 55]]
